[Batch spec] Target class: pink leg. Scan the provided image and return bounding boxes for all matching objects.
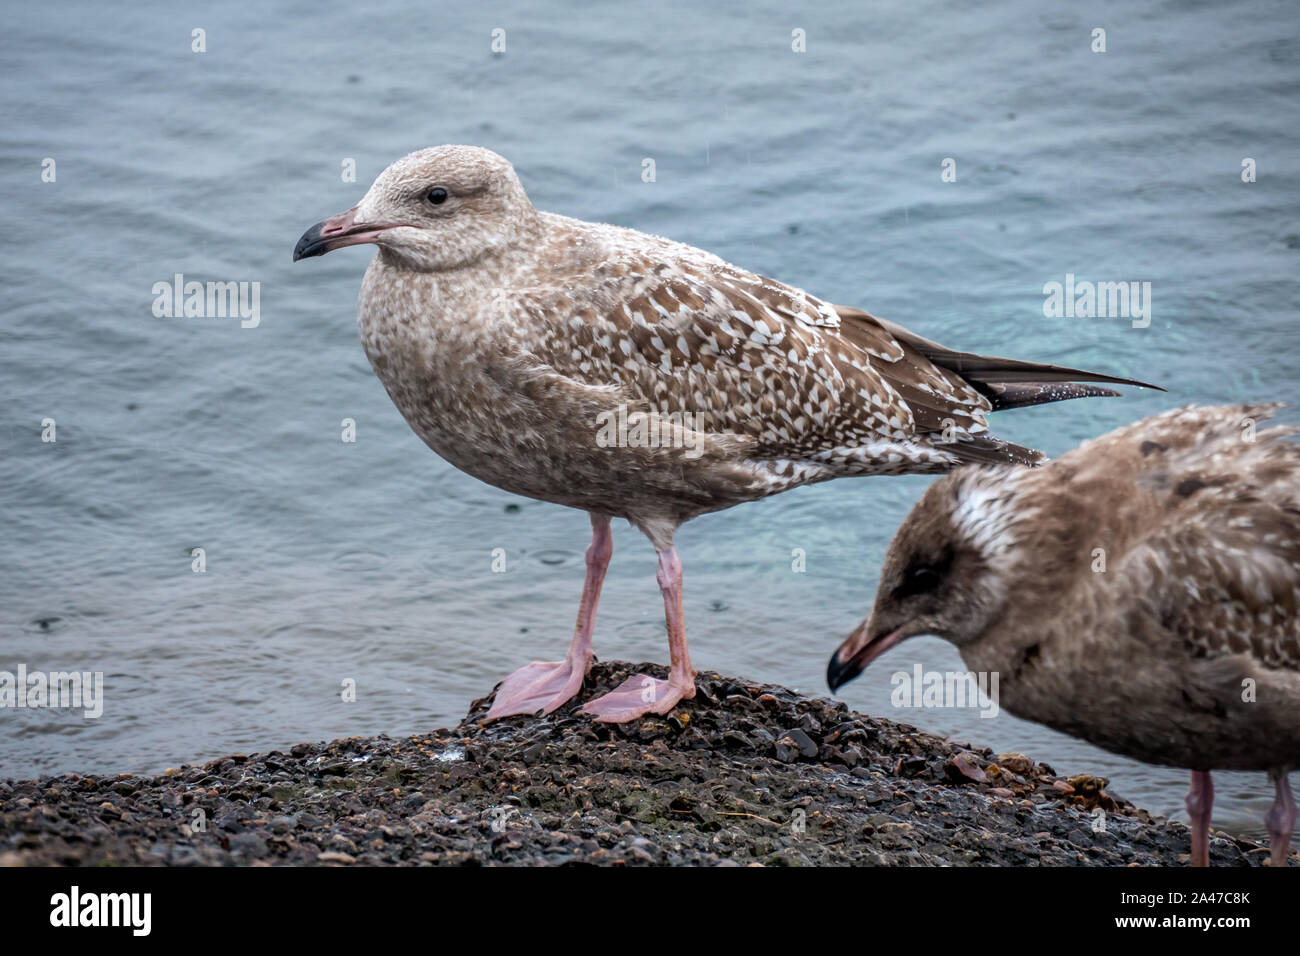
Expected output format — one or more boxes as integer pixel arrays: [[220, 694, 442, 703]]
[[485, 514, 612, 721], [1265, 769, 1295, 867], [582, 546, 696, 723], [1186, 770, 1214, 867]]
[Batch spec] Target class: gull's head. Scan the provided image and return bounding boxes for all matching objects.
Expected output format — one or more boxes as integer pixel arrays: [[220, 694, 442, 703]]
[[293, 145, 535, 271], [826, 466, 1032, 693]]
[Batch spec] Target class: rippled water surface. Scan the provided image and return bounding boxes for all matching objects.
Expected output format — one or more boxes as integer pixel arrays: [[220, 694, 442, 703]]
[[3, 0, 1299, 843]]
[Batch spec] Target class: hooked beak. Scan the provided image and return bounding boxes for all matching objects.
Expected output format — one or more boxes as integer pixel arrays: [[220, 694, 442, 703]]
[[826, 620, 909, 693], [292, 207, 413, 261]]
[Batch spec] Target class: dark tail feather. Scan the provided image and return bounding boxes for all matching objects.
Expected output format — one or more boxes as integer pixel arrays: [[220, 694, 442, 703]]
[[831, 307, 1163, 462], [973, 381, 1122, 411], [870, 315, 1165, 391]]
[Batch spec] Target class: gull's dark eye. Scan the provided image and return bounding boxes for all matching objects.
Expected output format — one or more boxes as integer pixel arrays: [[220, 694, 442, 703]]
[[904, 566, 941, 593], [894, 550, 953, 600], [427, 186, 449, 205]]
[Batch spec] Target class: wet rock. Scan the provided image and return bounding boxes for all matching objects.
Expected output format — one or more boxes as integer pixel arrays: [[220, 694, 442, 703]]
[[996, 753, 1037, 776], [773, 728, 818, 763], [945, 752, 988, 783]]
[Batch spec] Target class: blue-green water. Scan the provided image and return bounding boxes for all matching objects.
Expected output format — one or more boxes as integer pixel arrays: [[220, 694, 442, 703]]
[[2, 0, 1298, 844]]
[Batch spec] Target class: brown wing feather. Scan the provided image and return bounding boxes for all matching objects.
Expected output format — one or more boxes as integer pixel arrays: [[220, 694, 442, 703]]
[[1107, 405, 1300, 671], [507, 254, 1150, 470]]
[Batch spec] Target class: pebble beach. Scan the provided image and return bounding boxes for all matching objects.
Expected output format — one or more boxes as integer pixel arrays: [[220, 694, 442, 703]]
[[0, 662, 1281, 867]]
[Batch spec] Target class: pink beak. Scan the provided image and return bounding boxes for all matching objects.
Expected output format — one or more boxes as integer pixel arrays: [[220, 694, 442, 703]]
[[293, 207, 413, 261], [826, 622, 907, 692]]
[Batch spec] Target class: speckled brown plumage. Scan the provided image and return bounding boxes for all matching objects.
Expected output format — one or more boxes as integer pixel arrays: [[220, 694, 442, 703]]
[[294, 145, 1153, 724], [830, 403, 1300, 864]]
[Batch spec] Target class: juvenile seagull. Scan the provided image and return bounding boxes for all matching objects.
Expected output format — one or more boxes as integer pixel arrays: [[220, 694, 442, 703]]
[[828, 404, 1300, 865], [294, 145, 1155, 724]]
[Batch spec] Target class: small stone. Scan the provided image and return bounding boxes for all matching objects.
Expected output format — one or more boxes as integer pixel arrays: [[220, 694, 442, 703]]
[[899, 755, 928, 777], [773, 728, 818, 763], [945, 752, 987, 783], [722, 730, 753, 750], [317, 851, 356, 864], [996, 753, 1036, 776]]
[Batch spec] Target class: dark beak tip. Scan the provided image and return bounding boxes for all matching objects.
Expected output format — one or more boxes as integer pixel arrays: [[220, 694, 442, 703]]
[[292, 220, 329, 263], [825, 651, 847, 694]]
